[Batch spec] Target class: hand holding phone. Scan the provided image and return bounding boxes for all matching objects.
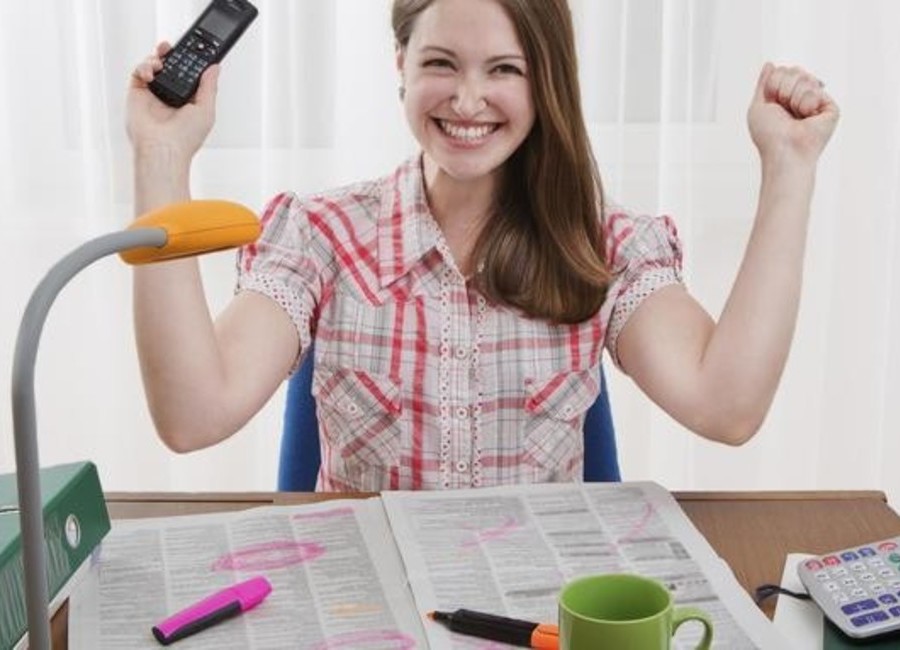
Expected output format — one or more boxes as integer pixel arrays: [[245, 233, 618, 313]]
[[149, 0, 258, 108]]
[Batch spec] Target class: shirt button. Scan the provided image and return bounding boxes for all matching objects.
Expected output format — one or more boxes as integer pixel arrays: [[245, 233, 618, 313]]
[[456, 460, 469, 472], [454, 346, 469, 360], [344, 401, 360, 416], [456, 406, 469, 420], [561, 403, 575, 418]]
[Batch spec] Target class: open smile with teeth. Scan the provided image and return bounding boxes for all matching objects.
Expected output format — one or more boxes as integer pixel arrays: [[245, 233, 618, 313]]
[[435, 119, 501, 142]]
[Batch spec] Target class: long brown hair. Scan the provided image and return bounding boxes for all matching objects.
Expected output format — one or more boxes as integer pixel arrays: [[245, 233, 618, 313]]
[[393, 0, 610, 324]]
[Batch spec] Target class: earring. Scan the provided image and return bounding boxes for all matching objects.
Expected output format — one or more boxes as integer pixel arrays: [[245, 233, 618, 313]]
[[399, 86, 406, 101]]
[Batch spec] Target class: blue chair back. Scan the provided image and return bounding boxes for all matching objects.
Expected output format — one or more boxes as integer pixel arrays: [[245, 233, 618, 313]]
[[278, 349, 620, 490]]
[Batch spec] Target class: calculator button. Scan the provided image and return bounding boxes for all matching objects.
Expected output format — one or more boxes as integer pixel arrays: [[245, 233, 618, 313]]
[[815, 570, 830, 581], [842, 551, 860, 561], [833, 593, 850, 603], [851, 562, 867, 572], [824, 582, 840, 592], [872, 584, 887, 594], [805, 559, 824, 571], [861, 573, 877, 582], [890, 606, 900, 617], [842, 577, 858, 587], [852, 588, 867, 597], [824, 555, 841, 566], [879, 542, 899, 552], [859, 547, 877, 557], [879, 594, 898, 605], [880, 568, 895, 578], [889, 553, 900, 564], [832, 567, 849, 577], [870, 558, 887, 568], [851, 611, 890, 627], [842, 599, 879, 615]]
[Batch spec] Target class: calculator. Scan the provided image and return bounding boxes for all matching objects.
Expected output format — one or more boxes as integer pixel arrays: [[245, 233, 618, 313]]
[[798, 536, 900, 639]]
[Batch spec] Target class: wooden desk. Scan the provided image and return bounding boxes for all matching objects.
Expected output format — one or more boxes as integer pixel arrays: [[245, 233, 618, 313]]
[[49, 490, 900, 648]]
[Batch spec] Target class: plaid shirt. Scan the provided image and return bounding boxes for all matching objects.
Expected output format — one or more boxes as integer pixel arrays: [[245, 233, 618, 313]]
[[237, 156, 682, 491]]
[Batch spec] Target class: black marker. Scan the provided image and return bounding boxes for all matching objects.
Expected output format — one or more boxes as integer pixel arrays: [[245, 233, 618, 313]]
[[427, 608, 559, 649]]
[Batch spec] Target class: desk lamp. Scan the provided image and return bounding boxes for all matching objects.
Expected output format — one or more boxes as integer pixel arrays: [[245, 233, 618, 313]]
[[12, 200, 260, 649]]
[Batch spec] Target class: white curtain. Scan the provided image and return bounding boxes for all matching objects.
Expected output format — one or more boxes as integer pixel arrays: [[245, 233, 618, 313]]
[[1, 1, 898, 504]]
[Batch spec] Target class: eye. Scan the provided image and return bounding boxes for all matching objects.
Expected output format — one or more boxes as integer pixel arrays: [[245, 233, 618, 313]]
[[423, 58, 455, 70], [492, 63, 524, 76]]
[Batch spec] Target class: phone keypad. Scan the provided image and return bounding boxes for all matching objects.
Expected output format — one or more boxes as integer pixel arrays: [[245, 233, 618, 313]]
[[798, 537, 900, 639], [161, 34, 216, 89]]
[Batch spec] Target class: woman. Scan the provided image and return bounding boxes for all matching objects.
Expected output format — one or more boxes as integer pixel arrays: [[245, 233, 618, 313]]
[[127, 0, 839, 491]]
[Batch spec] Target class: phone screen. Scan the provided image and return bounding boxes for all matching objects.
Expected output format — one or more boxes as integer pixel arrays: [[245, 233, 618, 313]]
[[199, 8, 237, 40]]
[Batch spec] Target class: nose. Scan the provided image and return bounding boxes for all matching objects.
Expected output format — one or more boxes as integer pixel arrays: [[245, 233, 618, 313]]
[[451, 76, 487, 118]]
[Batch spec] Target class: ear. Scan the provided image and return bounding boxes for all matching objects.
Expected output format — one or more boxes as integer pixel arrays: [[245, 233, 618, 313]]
[[395, 42, 406, 76]]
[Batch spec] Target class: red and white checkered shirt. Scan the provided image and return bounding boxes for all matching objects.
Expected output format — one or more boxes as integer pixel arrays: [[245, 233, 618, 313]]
[[237, 155, 682, 491]]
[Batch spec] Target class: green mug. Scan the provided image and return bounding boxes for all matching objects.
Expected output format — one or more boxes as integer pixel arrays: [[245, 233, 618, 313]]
[[558, 573, 714, 650]]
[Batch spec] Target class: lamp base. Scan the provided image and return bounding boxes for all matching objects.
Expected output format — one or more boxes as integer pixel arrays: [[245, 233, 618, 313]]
[[0, 462, 110, 648]]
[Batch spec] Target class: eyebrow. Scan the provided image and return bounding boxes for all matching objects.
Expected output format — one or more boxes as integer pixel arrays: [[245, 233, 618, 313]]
[[420, 45, 526, 64]]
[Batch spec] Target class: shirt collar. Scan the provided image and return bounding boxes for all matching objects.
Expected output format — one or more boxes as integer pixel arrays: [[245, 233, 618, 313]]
[[377, 154, 440, 288]]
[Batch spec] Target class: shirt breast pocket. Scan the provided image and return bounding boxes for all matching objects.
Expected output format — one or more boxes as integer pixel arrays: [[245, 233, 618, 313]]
[[312, 365, 403, 470], [522, 368, 600, 470]]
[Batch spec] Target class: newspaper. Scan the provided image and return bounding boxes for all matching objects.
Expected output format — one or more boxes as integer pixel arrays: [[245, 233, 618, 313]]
[[381, 482, 787, 649], [68, 498, 427, 649], [69, 482, 787, 649]]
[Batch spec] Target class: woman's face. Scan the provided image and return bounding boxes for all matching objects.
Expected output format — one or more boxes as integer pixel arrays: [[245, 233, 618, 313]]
[[398, 0, 536, 184]]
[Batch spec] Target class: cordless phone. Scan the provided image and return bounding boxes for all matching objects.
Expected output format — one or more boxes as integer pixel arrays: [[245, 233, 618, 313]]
[[149, 0, 258, 108]]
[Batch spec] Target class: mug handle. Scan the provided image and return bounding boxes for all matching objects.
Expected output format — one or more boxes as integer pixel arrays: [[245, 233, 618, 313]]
[[672, 606, 714, 650]]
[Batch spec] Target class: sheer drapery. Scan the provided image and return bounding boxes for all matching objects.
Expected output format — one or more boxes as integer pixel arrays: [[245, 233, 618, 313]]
[[1, 1, 898, 502]]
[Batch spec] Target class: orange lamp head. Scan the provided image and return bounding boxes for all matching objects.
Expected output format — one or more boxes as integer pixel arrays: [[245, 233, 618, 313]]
[[119, 200, 260, 265]]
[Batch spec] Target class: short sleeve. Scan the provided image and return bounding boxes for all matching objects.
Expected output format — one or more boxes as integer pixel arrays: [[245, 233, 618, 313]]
[[235, 192, 323, 372], [602, 206, 684, 369]]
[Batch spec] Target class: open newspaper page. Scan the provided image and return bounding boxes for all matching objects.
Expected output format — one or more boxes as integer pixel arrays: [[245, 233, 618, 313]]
[[68, 498, 426, 649], [382, 481, 788, 650]]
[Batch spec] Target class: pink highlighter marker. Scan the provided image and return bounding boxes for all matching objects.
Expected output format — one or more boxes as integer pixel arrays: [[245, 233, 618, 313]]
[[152, 576, 272, 646]]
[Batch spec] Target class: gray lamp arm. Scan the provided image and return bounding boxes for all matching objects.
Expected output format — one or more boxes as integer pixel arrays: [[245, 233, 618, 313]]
[[12, 227, 167, 650]]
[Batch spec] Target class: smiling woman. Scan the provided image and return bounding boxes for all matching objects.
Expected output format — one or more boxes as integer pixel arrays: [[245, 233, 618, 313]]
[[124, 0, 843, 495], [394, 0, 609, 322], [1, 1, 897, 502], [397, 0, 535, 180]]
